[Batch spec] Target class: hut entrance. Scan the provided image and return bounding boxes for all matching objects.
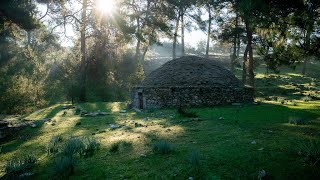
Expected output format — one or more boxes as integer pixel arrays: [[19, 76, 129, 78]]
[[138, 92, 144, 109]]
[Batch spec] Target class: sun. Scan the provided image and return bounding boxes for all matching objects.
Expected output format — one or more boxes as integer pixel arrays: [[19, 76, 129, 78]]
[[96, 0, 116, 15]]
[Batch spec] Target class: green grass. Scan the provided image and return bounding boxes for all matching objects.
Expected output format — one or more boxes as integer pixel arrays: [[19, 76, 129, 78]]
[[0, 61, 319, 179], [0, 100, 319, 179]]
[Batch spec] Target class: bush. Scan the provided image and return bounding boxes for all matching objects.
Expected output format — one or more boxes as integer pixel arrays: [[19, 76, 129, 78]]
[[81, 137, 100, 157], [47, 135, 63, 154], [177, 107, 198, 118], [302, 96, 312, 102], [288, 116, 306, 125], [109, 142, 120, 153], [298, 140, 320, 166], [109, 141, 133, 153], [62, 137, 85, 157], [53, 155, 76, 178], [5, 155, 37, 178], [189, 149, 201, 172], [152, 140, 174, 154]]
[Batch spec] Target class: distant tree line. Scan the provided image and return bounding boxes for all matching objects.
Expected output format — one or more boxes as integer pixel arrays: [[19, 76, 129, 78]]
[[0, 0, 319, 114]]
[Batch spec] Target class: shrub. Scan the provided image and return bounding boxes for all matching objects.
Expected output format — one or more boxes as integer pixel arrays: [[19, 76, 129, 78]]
[[47, 135, 63, 154], [53, 155, 76, 178], [152, 140, 174, 154], [109, 142, 120, 153], [74, 107, 82, 115], [62, 137, 85, 157], [109, 141, 133, 153], [298, 140, 320, 166], [5, 155, 37, 178], [189, 149, 201, 172], [288, 116, 306, 125], [302, 96, 312, 102], [177, 107, 198, 118], [81, 137, 100, 157]]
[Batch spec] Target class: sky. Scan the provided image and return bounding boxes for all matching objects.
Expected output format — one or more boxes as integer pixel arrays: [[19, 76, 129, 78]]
[[38, 2, 209, 48]]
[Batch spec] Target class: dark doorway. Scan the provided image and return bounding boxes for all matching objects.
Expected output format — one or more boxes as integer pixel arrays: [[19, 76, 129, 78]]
[[138, 92, 143, 109]]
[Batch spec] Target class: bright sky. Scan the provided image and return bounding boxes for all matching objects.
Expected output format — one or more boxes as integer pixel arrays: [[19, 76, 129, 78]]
[[38, 2, 209, 48]]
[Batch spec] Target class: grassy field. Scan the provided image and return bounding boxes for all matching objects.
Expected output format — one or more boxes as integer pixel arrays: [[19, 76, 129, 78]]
[[0, 100, 319, 179], [0, 61, 320, 179]]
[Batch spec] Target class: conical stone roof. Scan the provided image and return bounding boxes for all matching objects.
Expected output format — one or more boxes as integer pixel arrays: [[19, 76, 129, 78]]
[[140, 56, 244, 87]]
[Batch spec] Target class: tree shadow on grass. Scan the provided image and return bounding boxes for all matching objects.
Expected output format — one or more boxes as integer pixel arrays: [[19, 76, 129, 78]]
[[2, 102, 320, 179]]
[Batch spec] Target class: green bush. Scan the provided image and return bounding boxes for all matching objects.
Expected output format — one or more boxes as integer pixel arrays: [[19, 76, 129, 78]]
[[109, 142, 120, 153], [189, 149, 201, 172], [62, 137, 85, 157], [81, 137, 100, 157], [152, 140, 174, 154], [53, 155, 76, 178], [298, 140, 320, 166], [177, 107, 198, 118], [47, 135, 63, 154], [288, 116, 306, 125], [5, 155, 37, 178], [301, 96, 312, 102], [109, 141, 133, 153]]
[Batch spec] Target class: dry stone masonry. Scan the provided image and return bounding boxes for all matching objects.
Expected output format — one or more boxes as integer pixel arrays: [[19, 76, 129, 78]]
[[132, 56, 253, 109]]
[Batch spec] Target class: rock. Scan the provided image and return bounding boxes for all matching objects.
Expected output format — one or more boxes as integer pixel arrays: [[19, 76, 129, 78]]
[[219, 117, 225, 120], [188, 177, 194, 180], [232, 103, 241, 106], [133, 108, 142, 113], [109, 124, 120, 130], [120, 110, 127, 113], [251, 140, 257, 144], [140, 154, 147, 157], [97, 130, 106, 133], [30, 123, 37, 128], [0, 121, 9, 128], [134, 123, 143, 127], [98, 112, 111, 116], [19, 172, 34, 178], [258, 169, 267, 179]]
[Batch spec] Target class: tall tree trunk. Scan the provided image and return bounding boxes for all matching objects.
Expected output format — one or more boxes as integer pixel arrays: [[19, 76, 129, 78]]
[[79, 0, 87, 102], [231, 15, 239, 72], [236, 14, 241, 58], [302, 27, 311, 75], [135, 17, 141, 62], [26, 31, 31, 48], [242, 46, 248, 84], [181, 11, 185, 56], [142, 46, 149, 63], [173, 14, 180, 59], [246, 23, 254, 87], [206, 5, 211, 58]]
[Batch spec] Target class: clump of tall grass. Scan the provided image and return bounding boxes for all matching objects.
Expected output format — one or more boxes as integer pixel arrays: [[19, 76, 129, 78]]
[[298, 140, 320, 166], [152, 140, 174, 154], [47, 135, 63, 154], [53, 155, 76, 178], [5, 155, 37, 179], [288, 116, 306, 125], [62, 137, 85, 157], [81, 137, 100, 157], [189, 149, 201, 172], [109, 141, 133, 153], [177, 107, 198, 118]]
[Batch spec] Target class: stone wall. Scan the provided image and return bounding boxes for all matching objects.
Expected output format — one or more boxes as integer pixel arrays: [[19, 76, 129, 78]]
[[132, 86, 254, 109]]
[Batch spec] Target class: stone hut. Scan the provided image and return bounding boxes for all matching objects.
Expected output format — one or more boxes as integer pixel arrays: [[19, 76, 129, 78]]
[[132, 56, 253, 109]]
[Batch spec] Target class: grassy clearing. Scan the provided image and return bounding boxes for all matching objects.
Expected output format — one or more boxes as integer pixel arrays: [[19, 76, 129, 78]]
[[0, 100, 319, 179], [0, 61, 319, 179]]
